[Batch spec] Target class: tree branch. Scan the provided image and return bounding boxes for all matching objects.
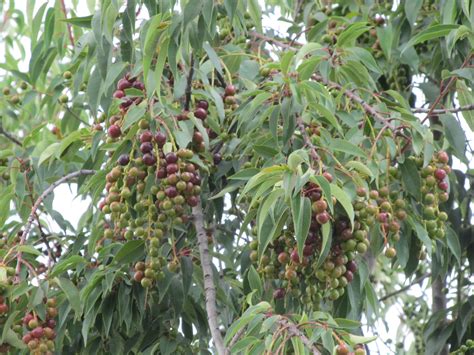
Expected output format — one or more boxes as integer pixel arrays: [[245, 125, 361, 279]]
[[432, 276, 449, 355], [411, 104, 474, 114], [184, 54, 194, 111], [0, 126, 22, 146], [15, 169, 95, 282], [379, 272, 431, 302], [59, 0, 74, 46], [192, 203, 226, 355], [277, 317, 321, 355]]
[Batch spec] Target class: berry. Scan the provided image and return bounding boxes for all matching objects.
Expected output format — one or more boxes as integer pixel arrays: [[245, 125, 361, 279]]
[[224, 84, 236, 96], [141, 278, 152, 288], [140, 142, 153, 154], [322, 171, 333, 182], [117, 78, 132, 90], [437, 151, 449, 164], [22, 334, 32, 344], [63, 71, 72, 79], [438, 181, 448, 191], [213, 153, 222, 165], [316, 212, 330, 224], [277, 252, 289, 264], [108, 125, 121, 138], [336, 343, 350, 354], [312, 200, 327, 213], [133, 81, 145, 90], [28, 319, 39, 330], [193, 131, 204, 144], [117, 154, 130, 166], [140, 131, 153, 143], [196, 100, 209, 110], [194, 107, 208, 120], [154, 132, 167, 146], [31, 327, 44, 339], [434, 168, 447, 181], [59, 94, 68, 103], [142, 153, 156, 166], [165, 152, 178, 164], [0, 303, 8, 314], [290, 249, 300, 263], [273, 288, 285, 299], [113, 90, 125, 99], [385, 247, 397, 258], [165, 186, 178, 198]]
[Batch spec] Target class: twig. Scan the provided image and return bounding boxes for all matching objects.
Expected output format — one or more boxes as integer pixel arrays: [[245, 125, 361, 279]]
[[184, 54, 194, 111], [59, 0, 74, 46], [379, 272, 431, 302], [214, 69, 227, 88], [249, 31, 301, 49], [228, 327, 246, 350], [411, 104, 474, 114], [0, 126, 22, 146], [15, 169, 95, 282], [277, 317, 321, 355], [192, 203, 226, 355], [311, 74, 392, 127], [420, 54, 472, 124]]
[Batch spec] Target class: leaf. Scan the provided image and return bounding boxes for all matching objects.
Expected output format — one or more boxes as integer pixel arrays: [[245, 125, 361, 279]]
[[258, 205, 289, 257], [336, 22, 370, 47], [346, 161, 374, 180], [224, 302, 271, 344], [38, 143, 61, 165], [399, 158, 422, 200], [247, 266, 262, 296], [247, 0, 262, 33], [402, 24, 459, 53], [316, 223, 332, 268], [346, 47, 381, 74], [51, 255, 87, 277], [62, 15, 93, 28], [1, 311, 19, 344], [445, 226, 461, 265], [440, 114, 467, 162], [295, 42, 322, 67], [203, 42, 223, 75], [3, 328, 25, 349], [330, 139, 367, 158], [122, 105, 147, 131], [143, 14, 167, 82], [347, 334, 377, 345], [57, 277, 83, 317], [16, 245, 42, 256], [113, 240, 145, 264], [183, 0, 203, 26], [408, 217, 432, 256], [330, 184, 355, 228], [287, 149, 309, 171], [280, 51, 295, 75], [405, 0, 423, 27], [376, 23, 394, 59], [291, 193, 312, 260], [456, 80, 474, 131], [309, 175, 333, 213]]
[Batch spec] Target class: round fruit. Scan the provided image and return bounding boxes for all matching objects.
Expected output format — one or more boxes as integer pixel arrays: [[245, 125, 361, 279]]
[[385, 247, 397, 258], [117, 78, 132, 90], [316, 212, 330, 224], [140, 130, 153, 143], [155, 131, 167, 146], [312, 200, 327, 213], [117, 154, 130, 166], [336, 344, 350, 355], [141, 277, 152, 287], [165, 152, 178, 164], [434, 168, 447, 181], [140, 142, 153, 154], [142, 153, 156, 166], [59, 94, 68, 103], [224, 84, 236, 96], [437, 151, 449, 164], [63, 71, 72, 79], [196, 100, 209, 110], [438, 181, 448, 191], [113, 90, 125, 99], [31, 327, 44, 339], [108, 125, 121, 138], [273, 288, 285, 299], [194, 108, 208, 120]]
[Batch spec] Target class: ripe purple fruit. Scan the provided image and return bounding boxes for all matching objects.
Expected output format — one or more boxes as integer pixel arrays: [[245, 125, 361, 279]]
[[316, 211, 330, 224], [108, 124, 121, 138], [196, 100, 209, 110], [140, 142, 153, 154], [165, 152, 178, 164], [113, 90, 125, 99], [154, 131, 167, 146], [142, 153, 156, 166], [224, 84, 236, 96], [117, 154, 130, 166], [140, 131, 153, 143], [165, 186, 178, 198], [117, 78, 132, 90], [194, 107, 208, 120]]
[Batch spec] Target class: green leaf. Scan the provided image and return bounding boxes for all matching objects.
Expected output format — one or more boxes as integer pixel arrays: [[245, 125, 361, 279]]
[[408, 217, 432, 256], [330, 139, 367, 158], [295, 42, 322, 67], [247, 266, 263, 295], [1, 311, 19, 344], [280, 51, 295, 75], [224, 302, 271, 344], [330, 184, 355, 228], [445, 226, 461, 265], [4, 328, 25, 349], [122, 105, 147, 131], [316, 223, 332, 268], [57, 277, 83, 317], [402, 24, 459, 53], [309, 175, 333, 213], [336, 22, 369, 47], [440, 114, 467, 162], [143, 14, 167, 83], [16, 245, 42, 256], [183, 0, 203, 26], [62, 15, 93, 28], [258, 205, 289, 257], [346, 161, 374, 180], [247, 0, 262, 33], [113, 240, 145, 264], [405, 0, 423, 27], [376, 23, 394, 59], [291, 193, 312, 260], [456, 80, 474, 131], [203, 42, 223, 75], [51, 255, 87, 277], [400, 158, 422, 200], [347, 334, 377, 345], [287, 149, 309, 171]]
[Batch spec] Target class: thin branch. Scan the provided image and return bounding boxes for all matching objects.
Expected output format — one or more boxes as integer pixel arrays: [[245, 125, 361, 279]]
[[192, 203, 226, 355], [214, 69, 227, 88], [421, 54, 473, 124], [184, 54, 195, 111], [411, 104, 474, 114], [15, 169, 95, 282], [228, 327, 246, 350], [277, 317, 321, 355], [0, 126, 22, 146], [379, 272, 431, 302], [312, 74, 392, 127], [249, 31, 301, 49], [59, 0, 74, 46]]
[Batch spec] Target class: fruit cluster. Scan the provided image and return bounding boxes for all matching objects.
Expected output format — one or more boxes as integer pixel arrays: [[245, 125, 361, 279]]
[[22, 298, 57, 355], [418, 151, 450, 239], [99, 74, 202, 287]]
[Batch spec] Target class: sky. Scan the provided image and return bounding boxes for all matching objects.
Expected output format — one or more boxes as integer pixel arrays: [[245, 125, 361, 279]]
[[1, 1, 473, 353]]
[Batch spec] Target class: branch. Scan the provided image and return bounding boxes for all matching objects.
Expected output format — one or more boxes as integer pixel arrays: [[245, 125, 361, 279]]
[[0, 126, 22, 146], [192, 203, 226, 355], [411, 104, 474, 114], [379, 272, 431, 302], [59, 0, 74, 46], [184, 54, 194, 111], [277, 317, 321, 355], [15, 169, 95, 282], [249, 31, 302, 49], [312, 74, 392, 127], [421, 54, 473, 124]]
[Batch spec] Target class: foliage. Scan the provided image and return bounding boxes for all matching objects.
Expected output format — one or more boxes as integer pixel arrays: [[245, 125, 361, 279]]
[[0, 0, 473, 354]]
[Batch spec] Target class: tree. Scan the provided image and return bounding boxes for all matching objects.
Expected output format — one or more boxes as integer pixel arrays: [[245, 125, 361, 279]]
[[0, 0, 472, 354]]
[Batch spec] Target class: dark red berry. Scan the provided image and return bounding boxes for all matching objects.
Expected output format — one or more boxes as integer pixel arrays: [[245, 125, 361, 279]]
[[322, 171, 333, 182], [273, 288, 285, 299], [166, 163, 178, 175], [165, 186, 178, 198], [193, 131, 204, 144], [165, 152, 178, 164], [22, 334, 32, 344], [346, 260, 357, 273], [194, 107, 208, 120], [438, 181, 448, 191], [140, 142, 153, 154], [140, 131, 153, 143], [31, 327, 44, 339], [108, 124, 121, 138], [316, 212, 330, 224], [196, 100, 209, 110], [46, 319, 56, 329], [117, 154, 130, 166], [213, 153, 222, 165], [437, 151, 449, 164], [154, 132, 167, 146], [186, 196, 198, 207], [224, 84, 236, 96], [117, 78, 132, 90], [0, 304, 8, 314], [156, 168, 166, 179], [132, 81, 145, 90], [290, 249, 300, 263], [142, 153, 156, 166], [344, 270, 354, 282]]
